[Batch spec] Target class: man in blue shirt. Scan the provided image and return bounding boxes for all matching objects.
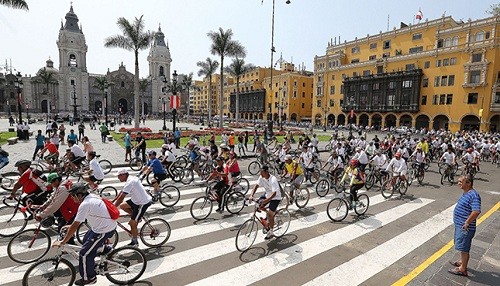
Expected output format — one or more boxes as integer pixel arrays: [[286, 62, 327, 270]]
[[67, 129, 78, 144], [32, 130, 46, 160], [174, 128, 181, 148], [124, 130, 132, 162], [448, 174, 481, 277], [139, 150, 167, 199]]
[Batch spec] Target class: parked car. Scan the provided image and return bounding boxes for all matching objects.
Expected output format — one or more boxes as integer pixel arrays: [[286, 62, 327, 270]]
[[395, 126, 409, 134]]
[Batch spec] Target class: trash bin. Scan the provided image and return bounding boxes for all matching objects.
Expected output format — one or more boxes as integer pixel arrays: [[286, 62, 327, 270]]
[[110, 122, 115, 131]]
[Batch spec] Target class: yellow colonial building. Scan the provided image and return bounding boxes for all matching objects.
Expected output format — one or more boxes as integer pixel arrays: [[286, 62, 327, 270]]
[[313, 15, 500, 132]]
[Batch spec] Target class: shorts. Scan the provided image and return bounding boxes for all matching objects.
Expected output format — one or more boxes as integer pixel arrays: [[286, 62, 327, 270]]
[[89, 175, 103, 183], [259, 195, 281, 212], [125, 146, 132, 152], [454, 225, 475, 252], [293, 174, 304, 186], [71, 156, 85, 165], [231, 171, 241, 178], [153, 173, 168, 183], [126, 199, 152, 222]]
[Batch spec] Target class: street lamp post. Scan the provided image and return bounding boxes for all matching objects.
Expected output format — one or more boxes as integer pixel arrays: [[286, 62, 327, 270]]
[[71, 83, 79, 119], [161, 97, 167, 131], [26, 102, 29, 123], [14, 72, 23, 124], [104, 80, 109, 127], [161, 70, 179, 131]]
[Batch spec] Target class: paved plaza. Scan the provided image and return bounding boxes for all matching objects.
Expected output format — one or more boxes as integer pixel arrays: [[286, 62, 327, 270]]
[[0, 118, 498, 285]]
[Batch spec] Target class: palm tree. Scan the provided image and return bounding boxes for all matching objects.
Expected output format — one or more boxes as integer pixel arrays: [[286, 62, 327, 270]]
[[0, 0, 28, 10], [180, 72, 194, 117], [197, 57, 219, 127], [224, 58, 255, 123], [207, 28, 246, 127], [138, 78, 150, 116], [93, 76, 108, 115], [104, 15, 153, 128], [36, 68, 58, 113]]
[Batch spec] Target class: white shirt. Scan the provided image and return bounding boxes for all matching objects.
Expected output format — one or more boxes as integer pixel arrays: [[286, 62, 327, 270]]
[[372, 154, 388, 169], [165, 150, 176, 162], [256, 175, 282, 200], [442, 152, 456, 165], [89, 158, 104, 180], [311, 137, 319, 147], [74, 194, 117, 234], [122, 176, 152, 205], [411, 151, 426, 163], [70, 144, 85, 158], [300, 151, 314, 168], [354, 151, 369, 164], [386, 157, 408, 173], [327, 156, 344, 169]]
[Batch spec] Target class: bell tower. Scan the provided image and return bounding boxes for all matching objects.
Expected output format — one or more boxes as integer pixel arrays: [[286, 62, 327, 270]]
[[148, 24, 172, 113]]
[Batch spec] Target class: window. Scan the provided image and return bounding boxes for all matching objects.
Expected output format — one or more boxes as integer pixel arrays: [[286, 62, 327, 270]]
[[412, 33, 422, 40], [472, 53, 482, 63], [377, 66, 383, 74], [445, 38, 452, 47], [403, 80, 412, 88], [433, 95, 438, 105], [450, 57, 457, 65], [370, 43, 377, 49], [439, 94, 445, 105], [301, 103, 305, 108], [331, 75, 335, 80], [409, 46, 423, 54], [383, 40, 391, 49], [372, 95, 379, 106], [421, 95, 427, 105], [437, 39, 443, 48], [475, 31, 484, 42], [340, 99, 344, 106], [363, 70, 370, 76], [121, 81, 125, 88], [361, 84, 368, 91], [495, 92, 500, 104], [373, 83, 380, 90], [351, 59, 360, 64], [329, 99, 335, 107], [469, 70, 481, 84], [159, 66, 164, 76], [389, 82, 396, 89], [369, 55, 376, 60], [405, 64, 415, 71], [302, 82, 305, 87], [436, 59, 442, 67], [423, 78, 429, 87], [424, 61, 430, 69], [443, 58, 449, 66], [441, 76, 448, 86], [448, 75, 455, 86], [69, 54, 77, 67], [302, 92, 305, 98], [316, 100, 322, 107], [434, 76, 440, 87], [486, 31, 491, 39], [316, 86, 323, 96], [351, 46, 360, 53], [446, 94, 453, 105], [352, 72, 358, 77], [360, 95, 367, 106], [467, 93, 478, 104], [382, 52, 390, 58], [70, 79, 75, 86], [452, 36, 459, 46], [330, 85, 335, 95], [387, 94, 395, 106], [342, 74, 347, 79]]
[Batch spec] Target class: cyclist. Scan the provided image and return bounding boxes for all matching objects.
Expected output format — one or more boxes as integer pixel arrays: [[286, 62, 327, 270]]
[[53, 183, 116, 286], [299, 145, 316, 182], [255, 137, 268, 164], [81, 136, 94, 154], [114, 169, 152, 247], [9, 159, 49, 209], [353, 147, 369, 172], [82, 151, 105, 190], [416, 137, 429, 155], [226, 151, 241, 182], [139, 151, 167, 199], [441, 145, 457, 174], [460, 147, 476, 173], [385, 152, 408, 187], [39, 137, 60, 166], [134, 132, 147, 163], [65, 139, 86, 173], [248, 165, 282, 240], [282, 154, 305, 201], [321, 151, 344, 184], [160, 144, 176, 178], [188, 144, 203, 178], [207, 156, 229, 213], [339, 159, 365, 209], [409, 146, 426, 175]]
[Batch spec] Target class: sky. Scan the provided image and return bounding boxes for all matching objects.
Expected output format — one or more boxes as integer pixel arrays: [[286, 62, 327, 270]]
[[0, 0, 497, 80]]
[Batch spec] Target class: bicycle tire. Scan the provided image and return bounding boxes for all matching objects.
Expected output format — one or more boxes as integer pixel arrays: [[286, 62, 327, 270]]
[[327, 198, 348, 222], [104, 246, 147, 285], [0, 171, 20, 191], [8, 228, 51, 264], [99, 159, 113, 174], [140, 218, 171, 248], [294, 188, 310, 208], [190, 196, 213, 220], [417, 170, 425, 184], [381, 181, 394, 199], [247, 161, 261, 176], [365, 173, 374, 190], [76, 222, 119, 247], [22, 257, 76, 286], [279, 195, 290, 210], [176, 156, 188, 168], [447, 171, 454, 184], [309, 169, 320, 184], [129, 158, 143, 171], [273, 208, 291, 237], [29, 163, 44, 174], [399, 180, 408, 195], [0, 205, 28, 237], [159, 185, 180, 207], [181, 169, 194, 185], [354, 194, 369, 216], [226, 191, 245, 214], [99, 186, 118, 200], [441, 171, 447, 185], [236, 178, 250, 195], [145, 172, 154, 186], [315, 179, 330, 197], [235, 219, 258, 252], [171, 166, 184, 183]]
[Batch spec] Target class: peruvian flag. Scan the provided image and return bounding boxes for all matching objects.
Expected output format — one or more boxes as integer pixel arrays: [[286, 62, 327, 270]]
[[416, 9, 423, 20], [170, 95, 180, 109], [18, 93, 22, 105]]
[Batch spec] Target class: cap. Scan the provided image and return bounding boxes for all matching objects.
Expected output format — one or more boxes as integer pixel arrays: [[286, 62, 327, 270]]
[[147, 150, 156, 156], [284, 154, 293, 160], [117, 168, 129, 176], [46, 172, 61, 184], [68, 182, 89, 195], [15, 160, 31, 167], [260, 165, 269, 172]]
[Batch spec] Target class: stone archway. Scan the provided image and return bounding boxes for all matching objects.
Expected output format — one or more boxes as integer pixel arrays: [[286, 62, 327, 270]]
[[94, 101, 102, 113], [385, 114, 397, 128], [490, 115, 500, 132], [143, 103, 148, 115], [372, 114, 382, 130], [314, 114, 322, 126], [259, 113, 263, 120], [273, 113, 279, 122], [415, 114, 430, 130], [327, 114, 335, 125], [118, 98, 128, 114], [290, 113, 297, 122], [460, 114, 480, 131], [337, 114, 346, 126], [359, 114, 369, 127], [399, 114, 413, 127], [433, 115, 449, 131], [41, 100, 49, 113]]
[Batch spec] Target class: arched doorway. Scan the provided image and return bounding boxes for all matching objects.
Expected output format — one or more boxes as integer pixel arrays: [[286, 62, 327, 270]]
[[385, 114, 397, 128], [273, 113, 279, 122], [41, 100, 48, 113], [314, 114, 322, 126], [359, 114, 369, 127], [143, 103, 148, 115], [337, 114, 346, 126], [372, 114, 382, 130], [94, 101, 102, 113], [259, 113, 263, 120], [327, 114, 335, 126], [433, 115, 449, 130], [282, 113, 287, 122], [461, 115, 480, 131], [348, 114, 357, 126], [400, 114, 413, 127], [490, 115, 500, 132], [290, 113, 297, 122], [118, 98, 128, 114]]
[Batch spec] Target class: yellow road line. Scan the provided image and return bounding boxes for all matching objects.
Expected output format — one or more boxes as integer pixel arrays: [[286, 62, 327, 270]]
[[392, 201, 500, 286]]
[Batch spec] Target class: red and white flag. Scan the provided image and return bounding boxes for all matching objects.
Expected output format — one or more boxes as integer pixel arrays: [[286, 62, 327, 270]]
[[170, 95, 180, 109], [416, 9, 423, 20]]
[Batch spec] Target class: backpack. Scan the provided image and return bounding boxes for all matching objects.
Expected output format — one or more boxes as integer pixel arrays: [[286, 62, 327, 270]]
[[102, 198, 120, 220], [0, 149, 8, 157]]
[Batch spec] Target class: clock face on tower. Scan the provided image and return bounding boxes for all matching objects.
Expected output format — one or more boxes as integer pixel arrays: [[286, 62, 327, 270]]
[[70, 67, 76, 72]]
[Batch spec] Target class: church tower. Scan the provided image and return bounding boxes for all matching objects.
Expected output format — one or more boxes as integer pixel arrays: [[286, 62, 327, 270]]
[[56, 4, 89, 113], [148, 25, 172, 113]]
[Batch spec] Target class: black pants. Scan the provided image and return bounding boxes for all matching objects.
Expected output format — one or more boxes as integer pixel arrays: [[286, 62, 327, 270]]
[[33, 145, 44, 160], [350, 183, 364, 202]]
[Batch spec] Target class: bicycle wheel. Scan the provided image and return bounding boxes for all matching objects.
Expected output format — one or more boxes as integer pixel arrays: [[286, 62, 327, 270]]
[[365, 173, 374, 190], [145, 172, 154, 186], [399, 180, 408, 195], [22, 257, 76, 286], [236, 178, 250, 195], [438, 162, 445, 175], [190, 196, 213, 220], [381, 181, 394, 199], [181, 169, 194, 185], [171, 166, 184, 182], [76, 222, 119, 247], [129, 158, 143, 171], [104, 246, 147, 285], [273, 208, 291, 238], [407, 169, 415, 186], [235, 219, 258, 252], [99, 159, 113, 174], [247, 161, 261, 176], [447, 170, 455, 184], [158, 185, 180, 207], [354, 194, 369, 216], [1, 171, 20, 191], [315, 179, 330, 197], [8, 228, 51, 264], [309, 169, 321, 184], [176, 156, 188, 168], [29, 163, 45, 174], [140, 218, 171, 248], [279, 195, 290, 210], [0, 205, 28, 237], [294, 187, 310, 208], [226, 191, 245, 214], [327, 198, 348, 222], [100, 186, 118, 200]]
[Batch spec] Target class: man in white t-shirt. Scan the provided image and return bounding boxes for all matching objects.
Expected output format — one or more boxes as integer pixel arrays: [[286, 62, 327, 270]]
[[53, 183, 116, 286], [114, 168, 152, 246], [65, 139, 86, 173], [82, 151, 105, 189], [248, 165, 282, 240]]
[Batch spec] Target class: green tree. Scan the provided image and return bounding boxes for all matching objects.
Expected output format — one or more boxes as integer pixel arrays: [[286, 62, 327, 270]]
[[180, 72, 195, 116], [207, 28, 246, 127], [92, 76, 109, 116], [35, 67, 58, 112], [0, 0, 28, 10], [104, 15, 153, 128], [486, 3, 500, 15], [224, 58, 255, 123], [139, 78, 150, 116], [197, 57, 219, 126]]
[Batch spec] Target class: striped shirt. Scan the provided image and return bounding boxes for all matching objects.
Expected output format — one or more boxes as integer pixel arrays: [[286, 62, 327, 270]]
[[453, 189, 481, 231]]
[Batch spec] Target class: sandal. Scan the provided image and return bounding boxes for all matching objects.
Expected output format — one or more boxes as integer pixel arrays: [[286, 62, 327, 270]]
[[449, 260, 462, 267], [448, 267, 468, 277]]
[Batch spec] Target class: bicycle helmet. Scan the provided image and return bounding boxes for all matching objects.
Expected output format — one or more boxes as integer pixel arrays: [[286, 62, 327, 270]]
[[15, 159, 31, 168], [46, 172, 61, 184], [284, 154, 293, 161], [350, 159, 358, 165], [68, 182, 89, 195], [395, 152, 402, 158], [161, 144, 169, 149]]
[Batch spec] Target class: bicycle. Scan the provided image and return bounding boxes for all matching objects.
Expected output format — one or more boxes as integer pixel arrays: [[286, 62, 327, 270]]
[[129, 149, 145, 171], [440, 162, 457, 185], [0, 171, 20, 191], [76, 214, 171, 248], [326, 184, 369, 222], [235, 199, 291, 252], [280, 179, 310, 209], [0, 197, 31, 237], [189, 181, 245, 220], [364, 167, 389, 191], [316, 167, 344, 197], [99, 182, 180, 207], [411, 162, 425, 185], [22, 242, 147, 285], [381, 172, 408, 199]]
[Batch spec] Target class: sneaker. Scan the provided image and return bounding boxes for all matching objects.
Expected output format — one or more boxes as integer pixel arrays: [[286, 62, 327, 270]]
[[75, 277, 97, 285], [127, 240, 139, 247], [264, 230, 274, 240], [216, 208, 223, 214]]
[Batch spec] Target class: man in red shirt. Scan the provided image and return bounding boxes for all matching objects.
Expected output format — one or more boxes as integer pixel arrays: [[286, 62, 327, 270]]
[[39, 137, 59, 165], [9, 160, 50, 215]]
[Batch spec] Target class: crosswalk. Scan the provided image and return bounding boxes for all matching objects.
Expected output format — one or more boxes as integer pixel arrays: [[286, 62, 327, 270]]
[[0, 170, 458, 286]]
